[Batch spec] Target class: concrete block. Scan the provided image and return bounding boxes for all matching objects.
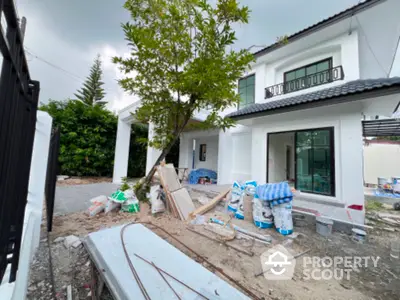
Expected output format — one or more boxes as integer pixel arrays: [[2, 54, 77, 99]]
[[64, 235, 80, 249]]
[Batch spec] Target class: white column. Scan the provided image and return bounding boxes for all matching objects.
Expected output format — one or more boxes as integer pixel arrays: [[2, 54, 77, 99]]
[[145, 123, 162, 175], [217, 129, 232, 184], [178, 133, 191, 169], [12, 111, 52, 300], [113, 117, 131, 184], [251, 127, 267, 183], [339, 113, 365, 224]]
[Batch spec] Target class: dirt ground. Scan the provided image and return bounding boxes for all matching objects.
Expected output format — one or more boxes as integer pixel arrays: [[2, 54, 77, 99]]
[[27, 195, 400, 300], [56, 177, 112, 186]]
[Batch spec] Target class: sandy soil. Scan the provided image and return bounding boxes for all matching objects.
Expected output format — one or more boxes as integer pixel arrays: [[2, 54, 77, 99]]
[[27, 192, 400, 300]]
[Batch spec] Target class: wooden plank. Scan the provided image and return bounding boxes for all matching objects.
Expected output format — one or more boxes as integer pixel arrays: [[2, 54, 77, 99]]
[[188, 188, 231, 219], [170, 188, 195, 220]]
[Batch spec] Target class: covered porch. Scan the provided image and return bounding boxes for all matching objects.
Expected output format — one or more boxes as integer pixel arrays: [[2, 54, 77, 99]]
[[112, 102, 216, 184]]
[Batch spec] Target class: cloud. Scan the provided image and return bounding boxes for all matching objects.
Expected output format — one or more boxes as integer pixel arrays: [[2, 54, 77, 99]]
[[95, 44, 139, 112]]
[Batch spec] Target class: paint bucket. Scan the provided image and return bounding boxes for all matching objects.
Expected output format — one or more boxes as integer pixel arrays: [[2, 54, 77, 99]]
[[390, 240, 400, 260], [352, 228, 366, 243], [378, 177, 388, 186], [392, 177, 400, 193], [316, 216, 333, 237]]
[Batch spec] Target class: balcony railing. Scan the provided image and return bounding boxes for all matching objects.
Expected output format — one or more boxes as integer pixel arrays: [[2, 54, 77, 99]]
[[265, 66, 345, 99]]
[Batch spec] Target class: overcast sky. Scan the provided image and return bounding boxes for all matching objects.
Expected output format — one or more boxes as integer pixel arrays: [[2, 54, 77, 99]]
[[16, 0, 363, 111]]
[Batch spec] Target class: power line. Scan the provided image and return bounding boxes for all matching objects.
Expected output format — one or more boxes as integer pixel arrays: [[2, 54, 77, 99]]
[[355, 16, 388, 77], [388, 32, 400, 77], [24, 46, 86, 82], [24, 46, 123, 96]]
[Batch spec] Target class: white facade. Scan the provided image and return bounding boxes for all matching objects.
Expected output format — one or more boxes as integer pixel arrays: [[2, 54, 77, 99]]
[[113, 0, 400, 224]]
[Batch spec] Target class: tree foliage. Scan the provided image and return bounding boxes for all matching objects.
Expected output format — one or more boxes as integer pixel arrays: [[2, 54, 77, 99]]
[[40, 100, 147, 177], [114, 0, 254, 182], [75, 54, 106, 106]]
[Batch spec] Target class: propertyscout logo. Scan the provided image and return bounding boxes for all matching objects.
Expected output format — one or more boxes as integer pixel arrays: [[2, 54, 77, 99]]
[[260, 246, 380, 281]]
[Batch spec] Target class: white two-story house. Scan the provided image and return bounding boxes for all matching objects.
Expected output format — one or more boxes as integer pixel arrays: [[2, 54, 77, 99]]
[[113, 0, 400, 224]]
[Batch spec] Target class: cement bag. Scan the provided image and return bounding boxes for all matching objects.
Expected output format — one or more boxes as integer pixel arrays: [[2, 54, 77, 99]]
[[121, 198, 140, 213], [228, 181, 242, 213], [272, 202, 293, 235], [87, 195, 108, 217], [150, 185, 165, 214], [253, 198, 274, 228], [235, 180, 257, 220], [104, 198, 121, 214]]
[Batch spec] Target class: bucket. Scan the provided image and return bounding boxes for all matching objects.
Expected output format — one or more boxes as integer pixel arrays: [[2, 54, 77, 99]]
[[392, 177, 400, 192], [352, 228, 366, 243], [378, 177, 388, 186], [390, 240, 400, 260], [316, 216, 333, 237]]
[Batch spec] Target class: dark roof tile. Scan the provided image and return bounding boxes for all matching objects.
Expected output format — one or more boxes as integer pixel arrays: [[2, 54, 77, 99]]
[[227, 77, 400, 119]]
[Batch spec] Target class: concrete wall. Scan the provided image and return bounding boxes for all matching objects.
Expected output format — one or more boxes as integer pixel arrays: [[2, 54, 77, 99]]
[[268, 132, 295, 183], [193, 136, 219, 171], [178, 130, 219, 173], [364, 142, 400, 185], [0, 111, 52, 300]]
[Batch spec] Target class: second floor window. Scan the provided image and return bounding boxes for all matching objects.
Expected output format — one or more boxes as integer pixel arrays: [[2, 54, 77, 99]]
[[284, 58, 332, 93], [238, 74, 255, 109]]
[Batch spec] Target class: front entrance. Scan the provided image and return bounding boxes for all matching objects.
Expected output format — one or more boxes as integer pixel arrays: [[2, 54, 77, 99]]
[[267, 127, 335, 196]]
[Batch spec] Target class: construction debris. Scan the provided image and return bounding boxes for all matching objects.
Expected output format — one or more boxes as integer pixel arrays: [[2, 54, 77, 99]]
[[63, 235, 81, 249], [188, 188, 231, 219], [186, 227, 254, 256], [210, 217, 272, 243], [204, 223, 236, 241]]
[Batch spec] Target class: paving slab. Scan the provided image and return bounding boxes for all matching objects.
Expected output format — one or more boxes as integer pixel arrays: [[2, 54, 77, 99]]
[[54, 183, 119, 215], [84, 224, 249, 300]]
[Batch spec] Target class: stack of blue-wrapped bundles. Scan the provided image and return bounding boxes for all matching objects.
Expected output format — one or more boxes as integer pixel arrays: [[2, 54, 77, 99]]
[[256, 182, 293, 235]]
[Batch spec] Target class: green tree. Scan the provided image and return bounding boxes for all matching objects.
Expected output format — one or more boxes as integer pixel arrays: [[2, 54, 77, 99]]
[[75, 54, 106, 106], [114, 0, 254, 186], [40, 100, 148, 177]]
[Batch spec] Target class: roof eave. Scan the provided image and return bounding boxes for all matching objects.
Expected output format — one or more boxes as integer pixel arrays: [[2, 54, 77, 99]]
[[253, 0, 384, 59], [229, 86, 400, 121]]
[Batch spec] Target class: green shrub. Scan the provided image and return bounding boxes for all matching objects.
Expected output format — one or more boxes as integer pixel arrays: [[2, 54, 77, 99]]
[[40, 100, 148, 177]]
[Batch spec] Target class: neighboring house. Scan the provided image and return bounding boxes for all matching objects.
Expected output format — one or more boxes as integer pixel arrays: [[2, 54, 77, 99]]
[[364, 139, 400, 185], [113, 0, 400, 224]]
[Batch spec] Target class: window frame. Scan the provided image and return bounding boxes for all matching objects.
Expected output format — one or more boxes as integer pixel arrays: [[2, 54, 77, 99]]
[[238, 73, 255, 109], [266, 127, 335, 197], [199, 144, 207, 162], [283, 57, 333, 93]]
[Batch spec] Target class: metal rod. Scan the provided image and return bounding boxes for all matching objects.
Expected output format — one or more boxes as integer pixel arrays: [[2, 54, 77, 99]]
[[134, 254, 209, 300], [151, 261, 182, 300], [133, 222, 263, 300]]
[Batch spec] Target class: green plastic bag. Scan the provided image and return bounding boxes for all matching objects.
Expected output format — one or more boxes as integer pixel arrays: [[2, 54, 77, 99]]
[[121, 198, 140, 213]]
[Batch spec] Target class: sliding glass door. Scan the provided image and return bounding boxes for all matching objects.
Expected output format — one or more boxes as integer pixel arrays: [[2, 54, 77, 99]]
[[295, 128, 335, 196]]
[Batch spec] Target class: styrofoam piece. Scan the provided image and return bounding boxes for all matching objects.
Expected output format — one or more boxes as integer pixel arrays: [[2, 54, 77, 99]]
[[84, 224, 250, 300]]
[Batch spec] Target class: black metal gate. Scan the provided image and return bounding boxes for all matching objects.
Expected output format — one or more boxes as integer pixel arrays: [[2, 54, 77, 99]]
[[45, 128, 60, 232], [0, 0, 40, 283]]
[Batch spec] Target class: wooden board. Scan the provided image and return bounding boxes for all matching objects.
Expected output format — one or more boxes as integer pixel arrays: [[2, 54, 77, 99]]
[[189, 188, 231, 219], [157, 166, 180, 218], [159, 166, 181, 191], [170, 188, 195, 220]]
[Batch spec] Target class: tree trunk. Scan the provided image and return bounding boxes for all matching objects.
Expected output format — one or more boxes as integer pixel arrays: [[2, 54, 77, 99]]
[[143, 133, 181, 185], [143, 99, 196, 186]]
